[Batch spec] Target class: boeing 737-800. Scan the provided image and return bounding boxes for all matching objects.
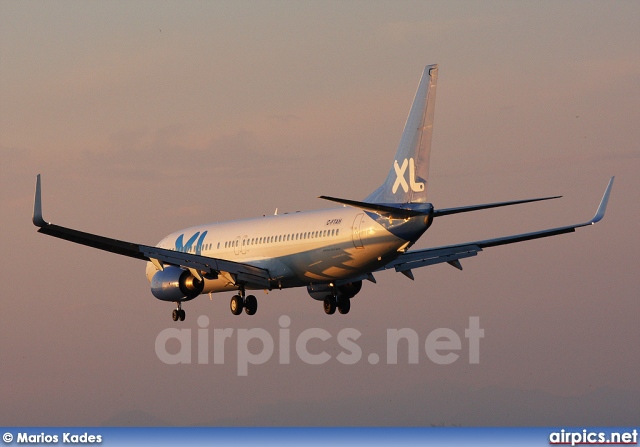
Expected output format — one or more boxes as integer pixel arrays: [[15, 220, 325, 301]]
[[33, 64, 614, 321]]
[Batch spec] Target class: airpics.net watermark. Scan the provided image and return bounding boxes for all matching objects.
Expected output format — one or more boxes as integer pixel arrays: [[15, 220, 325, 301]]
[[155, 316, 484, 376]]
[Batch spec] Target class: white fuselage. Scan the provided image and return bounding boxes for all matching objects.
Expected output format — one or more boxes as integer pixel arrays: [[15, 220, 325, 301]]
[[145, 207, 409, 293]]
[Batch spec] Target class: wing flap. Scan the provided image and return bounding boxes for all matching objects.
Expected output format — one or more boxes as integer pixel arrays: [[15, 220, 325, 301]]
[[378, 244, 481, 273], [141, 246, 271, 288]]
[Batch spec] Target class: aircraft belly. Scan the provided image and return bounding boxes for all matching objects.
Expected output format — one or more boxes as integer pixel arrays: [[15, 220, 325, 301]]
[[292, 238, 400, 282]]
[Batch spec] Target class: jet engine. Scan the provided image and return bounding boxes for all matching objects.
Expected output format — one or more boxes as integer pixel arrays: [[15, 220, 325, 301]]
[[307, 281, 362, 301], [150, 266, 204, 302]]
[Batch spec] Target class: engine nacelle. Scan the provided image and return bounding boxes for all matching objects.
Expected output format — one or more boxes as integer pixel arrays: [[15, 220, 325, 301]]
[[150, 266, 204, 302], [307, 281, 362, 301]]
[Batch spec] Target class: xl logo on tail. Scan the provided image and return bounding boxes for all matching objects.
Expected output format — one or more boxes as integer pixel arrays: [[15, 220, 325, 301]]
[[392, 158, 424, 194]]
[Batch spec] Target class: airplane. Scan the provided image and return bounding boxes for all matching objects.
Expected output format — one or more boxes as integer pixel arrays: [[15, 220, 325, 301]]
[[32, 64, 614, 321]]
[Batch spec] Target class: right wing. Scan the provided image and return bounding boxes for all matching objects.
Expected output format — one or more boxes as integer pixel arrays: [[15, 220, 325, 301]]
[[379, 177, 614, 277], [32, 175, 272, 288]]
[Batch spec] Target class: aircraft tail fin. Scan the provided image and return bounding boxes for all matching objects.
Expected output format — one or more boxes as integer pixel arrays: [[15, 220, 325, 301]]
[[365, 64, 438, 204]]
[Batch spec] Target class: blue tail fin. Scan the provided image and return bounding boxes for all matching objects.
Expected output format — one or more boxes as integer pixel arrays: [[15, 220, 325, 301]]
[[365, 64, 438, 204]]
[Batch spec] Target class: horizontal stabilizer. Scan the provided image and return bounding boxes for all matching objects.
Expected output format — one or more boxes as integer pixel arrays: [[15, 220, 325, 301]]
[[433, 195, 561, 217], [318, 196, 430, 218]]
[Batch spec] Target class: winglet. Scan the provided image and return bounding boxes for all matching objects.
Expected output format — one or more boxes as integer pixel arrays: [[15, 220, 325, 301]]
[[590, 176, 614, 224], [33, 174, 48, 227]]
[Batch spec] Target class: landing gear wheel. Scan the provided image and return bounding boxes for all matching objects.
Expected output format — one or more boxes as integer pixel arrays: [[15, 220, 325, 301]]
[[172, 309, 179, 321], [323, 295, 336, 315], [244, 295, 258, 315], [230, 295, 243, 315], [178, 309, 186, 321], [337, 298, 351, 314]]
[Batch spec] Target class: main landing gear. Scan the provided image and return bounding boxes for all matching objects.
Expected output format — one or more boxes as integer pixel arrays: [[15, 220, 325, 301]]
[[323, 295, 350, 315], [172, 302, 186, 321], [230, 288, 258, 316]]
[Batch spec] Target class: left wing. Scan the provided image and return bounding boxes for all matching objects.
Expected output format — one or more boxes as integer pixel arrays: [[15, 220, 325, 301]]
[[32, 175, 272, 288], [379, 177, 614, 278]]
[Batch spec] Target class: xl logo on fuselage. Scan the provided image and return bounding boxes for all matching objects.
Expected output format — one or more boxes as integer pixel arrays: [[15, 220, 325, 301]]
[[175, 231, 208, 255], [392, 158, 424, 194]]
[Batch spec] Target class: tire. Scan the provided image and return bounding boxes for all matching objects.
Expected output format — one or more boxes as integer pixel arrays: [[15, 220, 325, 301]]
[[245, 295, 258, 315], [337, 298, 350, 314], [172, 309, 179, 321], [230, 295, 243, 315], [323, 295, 336, 315]]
